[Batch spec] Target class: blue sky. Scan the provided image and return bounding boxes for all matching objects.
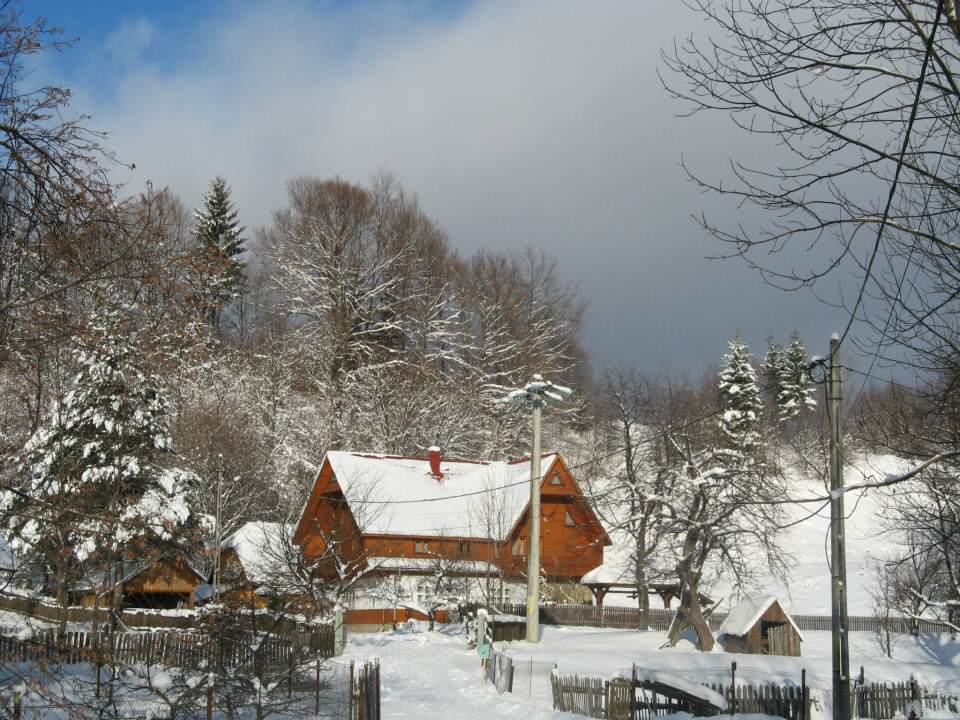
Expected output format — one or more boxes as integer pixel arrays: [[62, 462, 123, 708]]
[[21, 1, 850, 372]]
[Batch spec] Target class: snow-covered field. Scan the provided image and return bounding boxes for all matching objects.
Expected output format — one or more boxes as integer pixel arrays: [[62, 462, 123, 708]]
[[341, 622, 960, 720]]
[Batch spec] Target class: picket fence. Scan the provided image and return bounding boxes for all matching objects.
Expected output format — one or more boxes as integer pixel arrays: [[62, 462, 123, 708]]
[[551, 669, 959, 720], [488, 603, 954, 635], [0, 626, 336, 672], [853, 680, 959, 720]]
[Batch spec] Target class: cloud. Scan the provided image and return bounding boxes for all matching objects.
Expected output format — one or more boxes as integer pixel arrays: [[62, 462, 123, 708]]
[[72, 0, 844, 371], [104, 18, 154, 66]]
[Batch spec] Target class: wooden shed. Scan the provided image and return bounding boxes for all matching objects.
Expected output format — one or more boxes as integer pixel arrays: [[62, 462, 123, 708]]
[[74, 556, 204, 610], [717, 595, 803, 656]]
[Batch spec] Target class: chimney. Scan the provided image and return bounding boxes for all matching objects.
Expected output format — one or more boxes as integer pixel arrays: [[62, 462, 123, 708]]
[[428, 446, 443, 480]]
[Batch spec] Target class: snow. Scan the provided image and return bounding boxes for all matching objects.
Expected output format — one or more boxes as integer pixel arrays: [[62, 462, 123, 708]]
[[628, 668, 728, 710], [339, 622, 959, 720], [367, 556, 500, 575], [324, 451, 559, 538], [718, 595, 804, 642]]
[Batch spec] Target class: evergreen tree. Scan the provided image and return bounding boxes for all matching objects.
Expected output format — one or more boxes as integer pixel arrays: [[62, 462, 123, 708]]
[[777, 332, 817, 422], [761, 338, 785, 420], [193, 176, 246, 329], [2, 310, 196, 608], [718, 334, 763, 456]]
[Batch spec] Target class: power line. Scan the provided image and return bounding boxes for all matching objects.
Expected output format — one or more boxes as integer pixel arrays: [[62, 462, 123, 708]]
[[836, 0, 946, 352]]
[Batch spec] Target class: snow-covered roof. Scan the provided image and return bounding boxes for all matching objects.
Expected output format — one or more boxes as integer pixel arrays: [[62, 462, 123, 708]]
[[580, 535, 636, 585], [324, 451, 560, 539], [223, 521, 295, 586], [718, 594, 804, 642], [366, 556, 500, 576]]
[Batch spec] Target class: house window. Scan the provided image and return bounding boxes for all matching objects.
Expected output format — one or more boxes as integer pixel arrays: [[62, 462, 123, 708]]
[[458, 540, 472, 557], [415, 541, 430, 553], [512, 538, 525, 556], [565, 511, 575, 527], [549, 475, 563, 486]]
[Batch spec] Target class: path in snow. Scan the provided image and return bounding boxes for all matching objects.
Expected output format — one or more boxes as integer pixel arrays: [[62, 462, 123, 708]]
[[340, 622, 960, 720]]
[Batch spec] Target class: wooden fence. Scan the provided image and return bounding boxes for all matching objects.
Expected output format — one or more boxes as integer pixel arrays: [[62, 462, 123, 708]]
[[0, 625, 336, 672], [853, 680, 958, 720], [551, 667, 960, 720], [487, 603, 955, 635]]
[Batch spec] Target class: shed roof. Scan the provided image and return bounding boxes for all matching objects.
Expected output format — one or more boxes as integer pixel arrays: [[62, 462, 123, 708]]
[[718, 594, 804, 642]]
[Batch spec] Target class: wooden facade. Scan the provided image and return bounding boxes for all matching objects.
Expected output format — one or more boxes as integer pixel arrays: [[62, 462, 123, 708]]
[[719, 598, 803, 657], [293, 452, 610, 588], [78, 557, 203, 610]]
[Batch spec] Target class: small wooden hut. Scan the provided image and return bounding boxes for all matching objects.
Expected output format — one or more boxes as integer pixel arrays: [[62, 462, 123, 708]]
[[717, 595, 803, 656], [74, 556, 204, 609]]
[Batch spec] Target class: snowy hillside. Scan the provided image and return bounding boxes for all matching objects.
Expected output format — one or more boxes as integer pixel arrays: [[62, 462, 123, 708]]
[[600, 450, 913, 616]]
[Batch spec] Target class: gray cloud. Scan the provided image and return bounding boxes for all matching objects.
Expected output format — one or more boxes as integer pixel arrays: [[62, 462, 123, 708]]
[[72, 0, 846, 373]]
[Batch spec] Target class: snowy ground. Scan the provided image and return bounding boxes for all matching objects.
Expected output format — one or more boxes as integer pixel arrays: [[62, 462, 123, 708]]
[[341, 622, 960, 720]]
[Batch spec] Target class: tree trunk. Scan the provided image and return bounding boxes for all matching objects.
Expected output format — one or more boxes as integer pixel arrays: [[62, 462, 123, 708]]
[[635, 535, 649, 631], [667, 571, 714, 651]]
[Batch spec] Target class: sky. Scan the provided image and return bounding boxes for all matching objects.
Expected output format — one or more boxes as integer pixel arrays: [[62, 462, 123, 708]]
[[28, 0, 851, 374]]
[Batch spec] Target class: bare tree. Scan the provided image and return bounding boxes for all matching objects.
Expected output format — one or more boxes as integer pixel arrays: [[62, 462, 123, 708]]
[[585, 369, 675, 630]]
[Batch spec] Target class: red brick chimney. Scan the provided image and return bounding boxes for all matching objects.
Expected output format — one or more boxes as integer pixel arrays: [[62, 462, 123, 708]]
[[428, 446, 443, 480]]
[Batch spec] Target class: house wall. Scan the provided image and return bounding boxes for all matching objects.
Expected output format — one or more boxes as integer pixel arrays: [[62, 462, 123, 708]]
[[503, 462, 606, 578]]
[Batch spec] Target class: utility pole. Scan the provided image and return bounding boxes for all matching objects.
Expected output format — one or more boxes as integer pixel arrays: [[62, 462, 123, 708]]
[[829, 334, 851, 720], [503, 374, 571, 643], [212, 454, 224, 604], [528, 395, 543, 643]]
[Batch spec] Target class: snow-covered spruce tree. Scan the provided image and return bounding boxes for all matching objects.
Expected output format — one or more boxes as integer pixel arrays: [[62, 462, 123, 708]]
[[2, 310, 196, 618], [718, 334, 763, 456], [777, 333, 817, 423], [761, 338, 785, 424], [193, 176, 246, 330]]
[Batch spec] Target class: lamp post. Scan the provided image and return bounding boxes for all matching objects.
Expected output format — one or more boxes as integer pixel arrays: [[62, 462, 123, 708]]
[[503, 374, 571, 643]]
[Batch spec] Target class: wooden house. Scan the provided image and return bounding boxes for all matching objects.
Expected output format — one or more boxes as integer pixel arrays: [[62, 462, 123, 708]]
[[73, 556, 204, 610], [214, 521, 299, 611], [717, 595, 803, 656], [293, 449, 611, 627]]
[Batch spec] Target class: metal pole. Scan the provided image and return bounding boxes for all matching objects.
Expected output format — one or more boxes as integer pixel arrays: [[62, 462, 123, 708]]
[[526, 398, 542, 643], [829, 334, 851, 720], [212, 455, 223, 604]]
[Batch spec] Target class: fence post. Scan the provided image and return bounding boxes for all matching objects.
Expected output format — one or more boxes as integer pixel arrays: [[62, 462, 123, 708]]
[[13, 696, 20, 720], [631, 663, 637, 719], [348, 660, 355, 720], [730, 661, 737, 715], [287, 646, 294, 698], [801, 669, 807, 720], [206, 684, 213, 720], [315, 650, 321, 715]]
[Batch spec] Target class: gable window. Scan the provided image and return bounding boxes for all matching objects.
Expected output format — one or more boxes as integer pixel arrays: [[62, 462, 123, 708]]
[[512, 537, 526, 556], [549, 475, 563, 486], [565, 510, 576, 527], [415, 540, 430, 553]]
